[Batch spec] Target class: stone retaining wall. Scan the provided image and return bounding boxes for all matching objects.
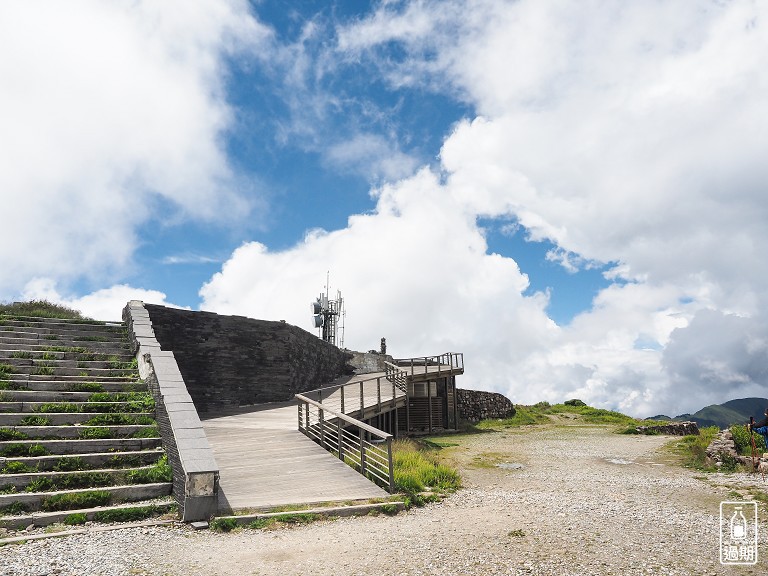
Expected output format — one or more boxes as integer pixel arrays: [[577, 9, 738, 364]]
[[457, 389, 516, 423], [123, 301, 218, 522], [635, 421, 699, 436], [143, 304, 353, 414]]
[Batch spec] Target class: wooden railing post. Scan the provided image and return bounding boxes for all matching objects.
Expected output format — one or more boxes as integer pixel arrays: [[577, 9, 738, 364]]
[[359, 381, 364, 416], [297, 402, 302, 431], [359, 429, 367, 476], [319, 407, 325, 447], [376, 377, 381, 413], [387, 436, 394, 493], [340, 386, 345, 414], [337, 420, 344, 461]]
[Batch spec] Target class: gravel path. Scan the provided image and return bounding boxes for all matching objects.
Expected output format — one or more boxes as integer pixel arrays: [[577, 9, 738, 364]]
[[2, 424, 766, 575]]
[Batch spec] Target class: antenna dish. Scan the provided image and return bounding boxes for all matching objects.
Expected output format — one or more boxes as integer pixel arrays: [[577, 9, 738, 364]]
[[309, 277, 345, 347]]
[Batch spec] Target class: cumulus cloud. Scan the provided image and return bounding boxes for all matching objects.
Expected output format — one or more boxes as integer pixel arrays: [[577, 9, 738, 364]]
[[21, 278, 184, 322], [202, 0, 768, 416], [0, 0, 268, 297]]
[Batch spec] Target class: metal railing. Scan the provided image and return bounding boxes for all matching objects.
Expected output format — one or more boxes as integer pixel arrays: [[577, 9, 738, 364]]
[[304, 371, 408, 418], [387, 352, 464, 379], [296, 394, 395, 492]]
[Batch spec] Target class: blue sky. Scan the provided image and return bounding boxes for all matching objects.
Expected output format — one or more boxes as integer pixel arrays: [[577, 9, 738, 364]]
[[3, 1, 768, 417]]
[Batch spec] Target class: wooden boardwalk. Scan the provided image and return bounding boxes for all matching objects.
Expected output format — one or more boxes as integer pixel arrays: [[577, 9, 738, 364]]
[[201, 402, 388, 513]]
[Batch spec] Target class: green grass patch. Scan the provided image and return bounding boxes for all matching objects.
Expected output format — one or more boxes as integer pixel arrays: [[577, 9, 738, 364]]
[[18, 416, 52, 426], [10, 351, 32, 359], [0, 380, 26, 391], [68, 382, 105, 392], [35, 403, 81, 413], [130, 425, 159, 439], [0, 363, 15, 378], [104, 455, 142, 469], [25, 477, 54, 492], [41, 490, 111, 512], [1, 461, 36, 474], [53, 457, 89, 472], [82, 413, 154, 426], [665, 426, 721, 470], [126, 455, 171, 484], [0, 501, 29, 515], [34, 365, 55, 376], [74, 335, 109, 342], [64, 513, 87, 526], [210, 517, 239, 532], [0, 300, 87, 319], [0, 444, 50, 458], [78, 427, 112, 440], [392, 438, 461, 496], [93, 505, 160, 523]]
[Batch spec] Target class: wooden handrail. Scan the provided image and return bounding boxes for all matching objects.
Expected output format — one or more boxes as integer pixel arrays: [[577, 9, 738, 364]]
[[295, 393, 392, 440]]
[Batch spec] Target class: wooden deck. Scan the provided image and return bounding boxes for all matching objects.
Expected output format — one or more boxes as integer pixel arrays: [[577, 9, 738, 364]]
[[201, 402, 388, 512]]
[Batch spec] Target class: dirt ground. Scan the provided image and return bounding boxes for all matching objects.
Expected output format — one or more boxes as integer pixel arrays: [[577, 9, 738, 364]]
[[4, 422, 768, 576]]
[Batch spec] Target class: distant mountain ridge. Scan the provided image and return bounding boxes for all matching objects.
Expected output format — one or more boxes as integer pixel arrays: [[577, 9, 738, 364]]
[[647, 397, 768, 429]]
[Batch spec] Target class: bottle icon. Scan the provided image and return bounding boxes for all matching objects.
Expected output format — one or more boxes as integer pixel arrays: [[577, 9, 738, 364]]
[[730, 506, 747, 541]]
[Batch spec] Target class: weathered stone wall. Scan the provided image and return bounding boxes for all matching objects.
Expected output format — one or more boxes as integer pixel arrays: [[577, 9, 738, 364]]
[[635, 421, 699, 436], [457, 389, 516, 423], [144, 304, 353, 414], [347, 351, 394, 374]]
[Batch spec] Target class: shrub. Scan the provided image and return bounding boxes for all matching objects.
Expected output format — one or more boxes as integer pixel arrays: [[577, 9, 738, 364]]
[[41, 490, 111, 512], [126, 455, 172, 484], [1, 461, 35, 474], [68, 382, 105, 393], [64, 513, 87, 526], [18, 416, 52, 426], [0, 502, 29, 515], [0, 428, 29, 441], [53, 457, 88, 472], [731, 424, 767, 455], [78, 427, 112, 440], [35, 403, 80, 413], [25, 477, 53, 492], [564, 399, 587, 407], [0, 443, 49, 457], [0, 300, 86, 319], [93, 506, 157, 523], [210, 517, 239, 532], [131, 426, 159, 439]]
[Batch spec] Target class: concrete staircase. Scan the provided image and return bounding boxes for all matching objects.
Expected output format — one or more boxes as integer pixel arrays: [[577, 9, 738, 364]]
[[0, 315, 173, 529]]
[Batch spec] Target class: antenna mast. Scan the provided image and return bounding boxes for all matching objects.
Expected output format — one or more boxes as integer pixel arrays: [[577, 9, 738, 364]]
[[310, 275, 345, 348]]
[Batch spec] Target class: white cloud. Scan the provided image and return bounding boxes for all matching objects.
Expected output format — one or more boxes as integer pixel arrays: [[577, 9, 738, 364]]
[[203, 0, 768, 417], [21, 278, 184, 322], [0, 0, 268, 297]]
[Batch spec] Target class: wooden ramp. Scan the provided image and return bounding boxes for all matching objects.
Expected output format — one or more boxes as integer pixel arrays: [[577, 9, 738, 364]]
[[201, 402, 388, 513]]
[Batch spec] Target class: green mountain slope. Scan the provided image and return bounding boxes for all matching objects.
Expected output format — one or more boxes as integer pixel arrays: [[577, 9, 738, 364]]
[[649, 397, 768, 428]]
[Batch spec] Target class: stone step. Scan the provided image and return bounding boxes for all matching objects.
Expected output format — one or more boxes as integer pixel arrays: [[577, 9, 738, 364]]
[[0, 437, 162, 455], [1, 381, 146, 393], [0, 482, 172, 514], [0, 449, 164, 472], [0, 390, 148, 403], [1, 364, 137, 379], [2, 425, 156, 440], [0, 337, 131, 351], [0, 329, 126, 343], [0, 412, 154, 426], [0, 498, 175, 530], [2, 374, 140, 383], [0, 401, 151, 414], [0, 463, 163, 490], [0, 357, 136, 370], [0, 319, 124, 334], [0, 350, 134, 362], [0, 316, 123, 330]]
